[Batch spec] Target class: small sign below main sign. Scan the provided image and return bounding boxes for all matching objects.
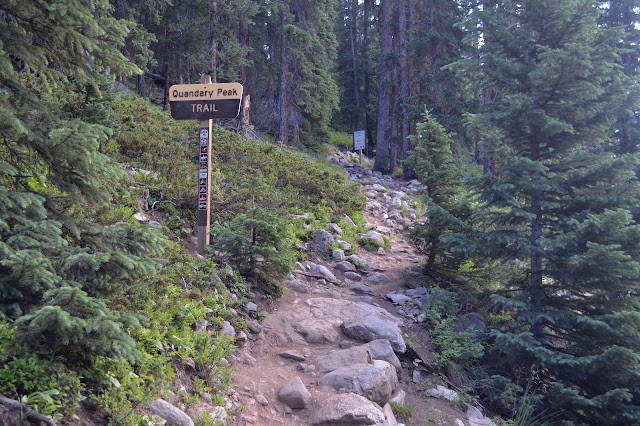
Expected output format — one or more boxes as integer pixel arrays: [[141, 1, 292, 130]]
[[169, 83, 243, 120], [354, 130, 366, 151]]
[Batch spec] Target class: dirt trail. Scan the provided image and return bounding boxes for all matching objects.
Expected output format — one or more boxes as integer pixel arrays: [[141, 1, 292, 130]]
[[226, 151, 472, 426]]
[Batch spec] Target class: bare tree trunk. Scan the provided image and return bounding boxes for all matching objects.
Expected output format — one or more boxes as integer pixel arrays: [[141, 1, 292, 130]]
[[404, 0, 419, 178], [278, 2, 290, 145], [398, 0, 410, 171], [374, 0, 393, 173], [210, 1, 218, 82], [349, 0, 360, 131], [363, 0, 374, 157]]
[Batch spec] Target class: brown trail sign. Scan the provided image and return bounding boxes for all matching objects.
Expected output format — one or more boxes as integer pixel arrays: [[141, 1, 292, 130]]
[[169, 78, 244, 255]]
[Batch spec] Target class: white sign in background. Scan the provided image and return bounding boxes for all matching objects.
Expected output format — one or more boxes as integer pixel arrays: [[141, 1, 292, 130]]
[[354, 130, 365, 151]]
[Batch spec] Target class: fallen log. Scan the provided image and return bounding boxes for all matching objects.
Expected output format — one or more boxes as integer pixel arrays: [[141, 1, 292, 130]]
[[0, 394, 57, 426]]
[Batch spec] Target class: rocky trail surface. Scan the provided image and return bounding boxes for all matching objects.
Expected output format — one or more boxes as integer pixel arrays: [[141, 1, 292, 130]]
[[220, 150, 497, 426]]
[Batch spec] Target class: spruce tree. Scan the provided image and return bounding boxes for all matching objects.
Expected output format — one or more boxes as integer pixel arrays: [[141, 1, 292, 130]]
[[211, 171, 294, 292], [0, 0, 168, 362], [405, 111, 471, 271], [452, 1, 640, 422]]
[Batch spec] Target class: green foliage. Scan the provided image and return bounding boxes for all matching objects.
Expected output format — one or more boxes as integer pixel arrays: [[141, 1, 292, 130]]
[[389, 400, 415, 422], [451, 1, 640, 423], [404, 111, 473, 272], [212, 171, 295, 293]]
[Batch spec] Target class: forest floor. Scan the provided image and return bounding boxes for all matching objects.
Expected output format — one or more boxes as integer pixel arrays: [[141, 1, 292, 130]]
[[225, 150, 480, 426]]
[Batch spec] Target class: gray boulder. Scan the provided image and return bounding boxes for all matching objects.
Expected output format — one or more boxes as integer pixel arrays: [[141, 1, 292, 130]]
[[332, 249, 346, 261], [364, 339, 402, 376], [368, 273, 392, 284], [318, 360, 398, 406], [277, 376, 312, 409], [326, 223, 344, 235], [316, 346, 373, 373], [308, 393, 385, 425], [341, 317, 406, 353], [386, 292, 412, 305], [148, 399, 194, 426], [287, 279, 309, 293], [344, 271, 363, 282], [350, 283, 374, 294], [313, 229, 335, 252], [335, 261, 357, 272], [311, 264, 337, 282]]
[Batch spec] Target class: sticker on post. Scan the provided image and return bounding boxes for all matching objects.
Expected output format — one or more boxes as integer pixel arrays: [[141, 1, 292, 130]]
[[199, 170, 207, 178], [200, 129, 209, 139]]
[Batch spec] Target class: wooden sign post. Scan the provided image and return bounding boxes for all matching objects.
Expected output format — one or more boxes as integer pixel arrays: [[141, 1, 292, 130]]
[[354, 130, 366, 164], [169, 77, 243, 255]]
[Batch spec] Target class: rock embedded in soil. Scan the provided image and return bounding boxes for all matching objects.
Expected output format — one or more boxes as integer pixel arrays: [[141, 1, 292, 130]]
[[335, 261, 357, 272], [311, 264, 337, 282], [277, 376, 311, 409], [364, 339, 402, 376], [148, 399, 194, 426], [341, 316, 406, 353], [308, 393, 386, 425], [316, 345, 373, 373], [386, 292, 412, 305], [278, 351, 306, 361], [313, 229, 335, 252], [326, 223, 344, 235], [368, 273, 392, 285], [332, 249, 346, 261], [350, 283, 374, 294], [287, 279, 309, 293], [318, 360, 398, 406], [345, 272, 363, 282]]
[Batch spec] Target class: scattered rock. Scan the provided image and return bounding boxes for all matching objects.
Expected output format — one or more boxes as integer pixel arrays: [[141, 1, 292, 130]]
[[311, 265, 337, 282], [470, 418, 498, 426], [350, 283, 374, 294], [364, 339, 402, 376], [148, 399, 194, 426], [344, 215, 356, 226], [278, 351, 307, 361], [308, 393, 385, 425], [337, 240, 352, 251], [246, 302, 258, 314], [277, 376, 311, 409], [316, 346, 373, 373], [344, 271, 363, 282], [412, 370, 421, 383], [319, 360, 398, 406], [377, 248, 386, 255], [287, 279, 309, 293], [313, 229, 335, 252], [335, 261, 357, 272], [326, 223, 344, 235], [454, 419, 465, 426], [341, 315, 406, 354], [332, 249, 346, 261], [368, 273, 392, 284], [426, 385, 459, 402], [254, 392, 269, 406], [386, 292, 412, 305], [235, 331, 248, 345], [359, 231, 386, 247], [221, 321, 235, 337]]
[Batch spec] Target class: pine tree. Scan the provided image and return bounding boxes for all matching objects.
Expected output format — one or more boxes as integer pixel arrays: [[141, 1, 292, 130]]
[[452, 1, 640, 422], [405, 111, 471, 271], [211, 171, 294, 292], [0, 0, 168, 362]]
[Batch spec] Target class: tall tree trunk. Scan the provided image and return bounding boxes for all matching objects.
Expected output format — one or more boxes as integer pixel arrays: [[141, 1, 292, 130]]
[[363, 0, 374, 157], [398, 0, 411, 172], [210, 1, 218, 82], [278, 3, 290, 145], [349, 0, 360, 131], [238, 17, 251, 133], [374, 0, 393, 173], [404, 0, 419, 178]]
